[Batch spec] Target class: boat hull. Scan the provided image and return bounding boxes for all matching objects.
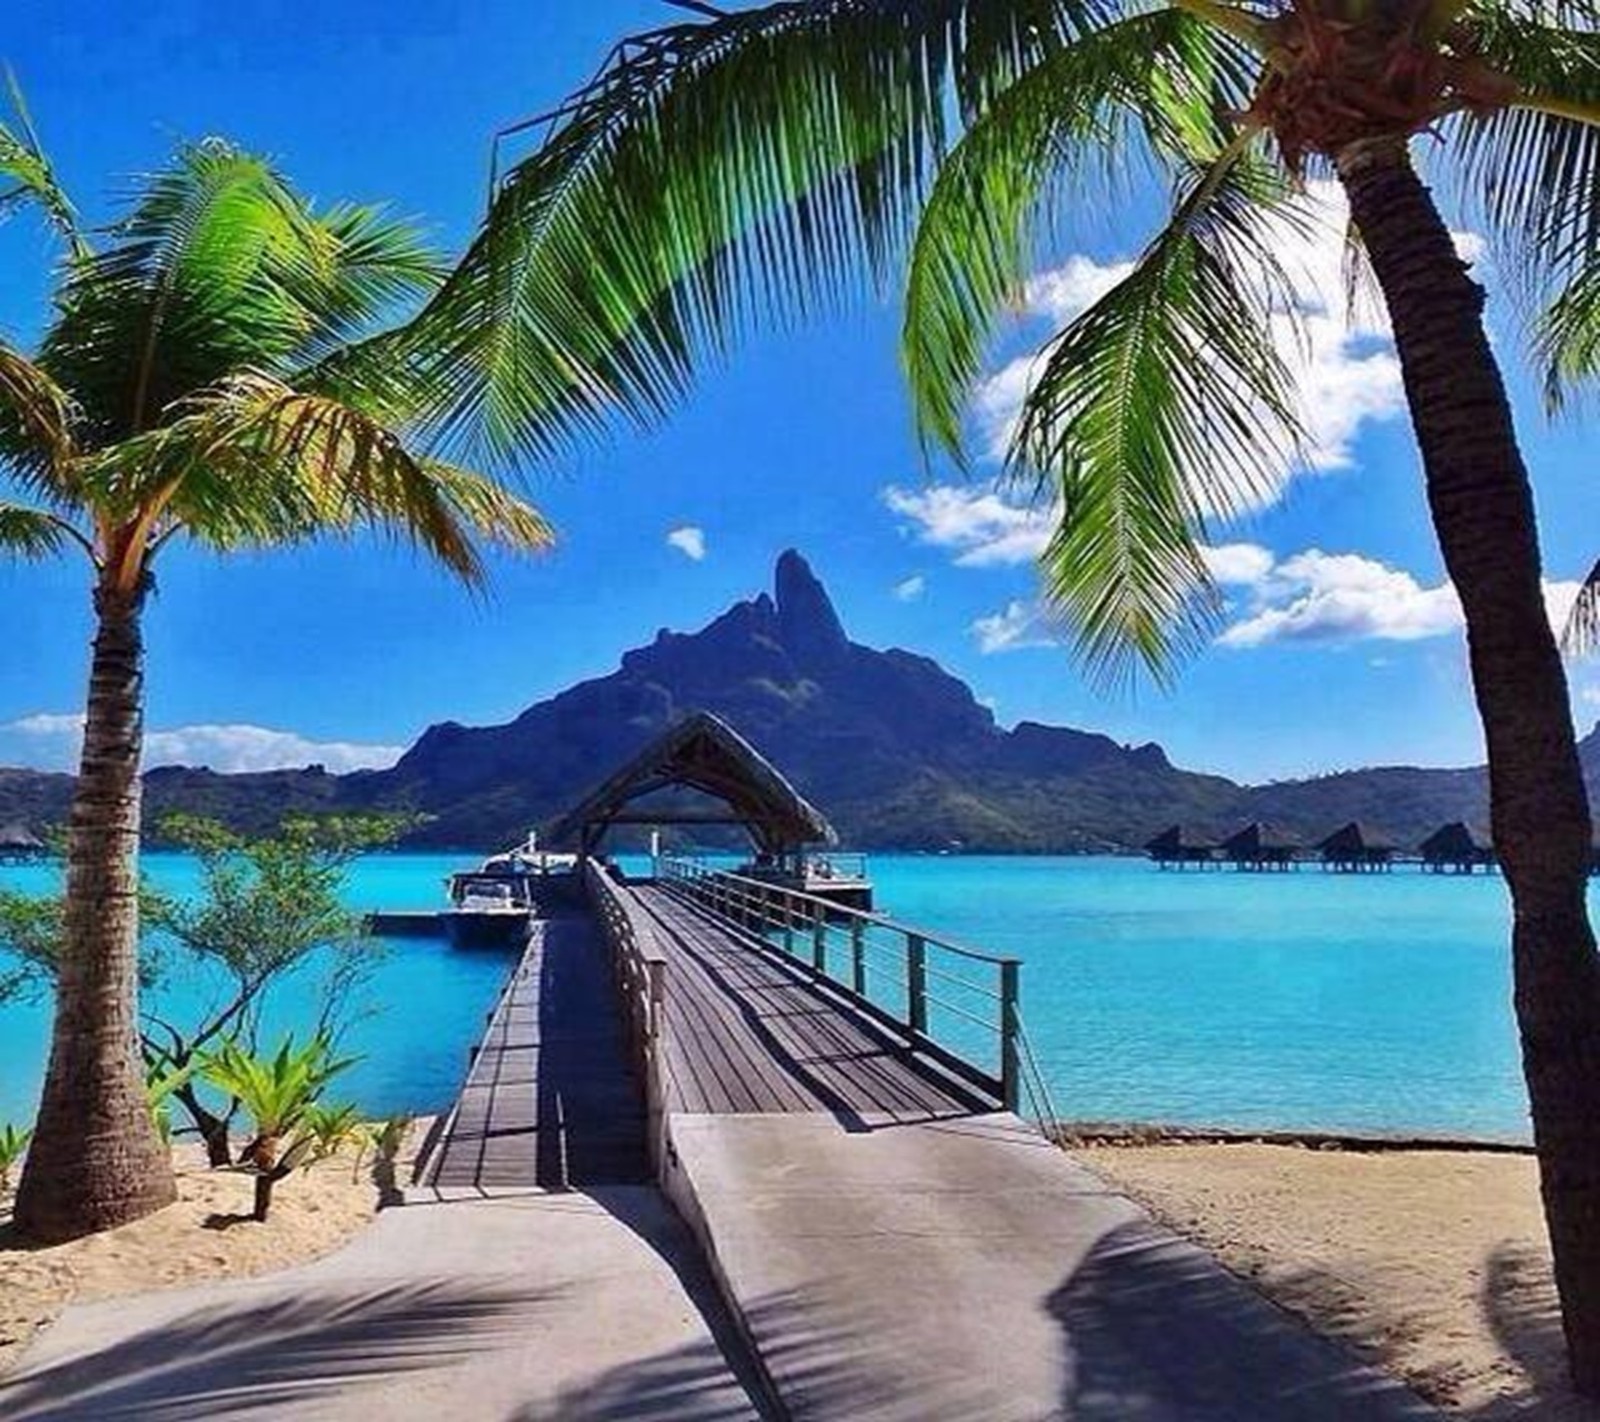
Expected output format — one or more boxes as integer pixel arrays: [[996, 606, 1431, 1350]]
[[442, 910, 532, 950]]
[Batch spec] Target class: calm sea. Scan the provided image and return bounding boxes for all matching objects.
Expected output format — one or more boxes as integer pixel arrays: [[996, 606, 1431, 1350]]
[[0, 853, 1537, 1141]]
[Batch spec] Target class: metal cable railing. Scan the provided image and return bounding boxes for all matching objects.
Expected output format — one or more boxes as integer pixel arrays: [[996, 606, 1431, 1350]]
[[658, 856, 1059, 1119]]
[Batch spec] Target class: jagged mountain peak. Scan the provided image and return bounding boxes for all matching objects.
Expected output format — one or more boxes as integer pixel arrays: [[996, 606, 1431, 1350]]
[[774, 548, 849, 663]]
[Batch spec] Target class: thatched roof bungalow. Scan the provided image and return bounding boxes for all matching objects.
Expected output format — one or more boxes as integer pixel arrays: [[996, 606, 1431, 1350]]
[[546, 711, 836, 859], [0, 822, 47, 864], [1419, 821, 1495, 873], [1221, 822, 1302, 871], [1145, 825, 1220, 870], [1318, 822, 1397, 873]]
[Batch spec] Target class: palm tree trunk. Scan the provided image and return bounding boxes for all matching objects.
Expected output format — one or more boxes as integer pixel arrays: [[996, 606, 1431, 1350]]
[[1339, 139, 1600, 1392], [12, 577, 176, 1242]]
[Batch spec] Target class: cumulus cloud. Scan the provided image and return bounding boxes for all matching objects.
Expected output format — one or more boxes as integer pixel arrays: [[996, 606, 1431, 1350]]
[[1212, 543, 1582, 650], [972, 600, 1060, 655], [666, 525, 707, 561], [883, 484, 1054, 568], [0, 713, 404, 774], [891, 574, 927, 602], [969, 181, 1481, 501]]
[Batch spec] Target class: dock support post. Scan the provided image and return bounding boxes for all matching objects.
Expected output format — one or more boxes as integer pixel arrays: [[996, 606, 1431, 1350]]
[[851, 918, 866, 997], [812, 905, 827, 973], [908, 935, 927, 1037], [1000, 960, 1021, 1114]]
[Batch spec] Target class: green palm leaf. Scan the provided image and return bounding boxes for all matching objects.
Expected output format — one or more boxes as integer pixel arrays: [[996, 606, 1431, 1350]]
[[1008, 145, 1307, 681], [402, 0, 1102, 462], [903, 9, 1256, 461]]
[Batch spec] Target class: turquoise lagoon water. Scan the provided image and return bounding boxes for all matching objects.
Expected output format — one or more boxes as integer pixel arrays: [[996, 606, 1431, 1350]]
[[0, 853, 1536, 1141]]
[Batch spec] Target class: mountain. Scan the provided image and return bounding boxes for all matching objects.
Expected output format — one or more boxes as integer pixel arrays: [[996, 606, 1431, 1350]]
[[3, 549, 1596, 851]]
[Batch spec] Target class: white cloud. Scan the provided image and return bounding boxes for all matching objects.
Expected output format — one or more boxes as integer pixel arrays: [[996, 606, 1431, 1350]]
[[1201, 542, 1277, 587], [970, 181, 1483, 505], [972, 600, 1060, 655], [1214, 547, 1582, 650], [1218, 550, 1462, 647], [666, 525, 706, 561], [0, 713, 404, 774], [883, 484, 1054, 568], [891, 574, 926, 602]]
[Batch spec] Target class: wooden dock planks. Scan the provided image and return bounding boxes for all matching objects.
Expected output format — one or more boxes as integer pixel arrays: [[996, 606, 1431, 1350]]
[[632, 885, 989, 1121], [422, 910, 651, 1192]]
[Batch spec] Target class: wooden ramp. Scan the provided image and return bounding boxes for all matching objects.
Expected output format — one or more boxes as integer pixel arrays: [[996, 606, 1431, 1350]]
[[420, 910, 651, 1192], [631, 883, 989, 1120]]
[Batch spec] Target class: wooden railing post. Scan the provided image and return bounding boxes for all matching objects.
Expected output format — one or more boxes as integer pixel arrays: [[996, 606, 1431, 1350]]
[[783, 891, 795, 956], [851, 918, 866, 996], [812, 903, 827, 973], [907, 934, 927, 1037], [1000, 960, 1021, 1113]]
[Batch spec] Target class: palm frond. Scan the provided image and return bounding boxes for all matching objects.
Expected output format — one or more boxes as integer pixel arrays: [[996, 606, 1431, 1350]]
[[0, 342, 78, 492], [0, 502, 81, 560], [87, 372, 552, 583], [398, 0, 1100, 463], [1007, 144, 1307, 682], [0, 72, 82, 252], [1562, 556, 1600, 656], [1540, 259, 1600, 397], [1451, 11, 1600, 384], [38, 141, 439, 447], [903, 9, 1257, 460]]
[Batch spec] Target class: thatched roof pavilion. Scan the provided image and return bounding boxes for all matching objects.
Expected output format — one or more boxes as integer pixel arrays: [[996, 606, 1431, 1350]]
[[1145, 824, 1220, 870], [1221, 822, 1302, 871], [1317, 821, 1397, 873], [1419, 821, 1495, 873], [546, 711, 836, 859], [0, 822, 47, 863]]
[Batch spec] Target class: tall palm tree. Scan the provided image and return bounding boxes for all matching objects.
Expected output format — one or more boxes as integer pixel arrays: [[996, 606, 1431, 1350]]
[[405, 0, 1600, 1388], [0, 107, 552, 1242]]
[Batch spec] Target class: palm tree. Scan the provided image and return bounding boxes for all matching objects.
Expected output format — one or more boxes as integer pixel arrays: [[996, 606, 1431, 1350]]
[[0, 105, 552, 1243], [406, 0, 1600, 1388]]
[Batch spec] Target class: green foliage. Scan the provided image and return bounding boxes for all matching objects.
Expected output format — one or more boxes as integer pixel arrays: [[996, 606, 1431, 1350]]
[[0, 94, 553, 593], [0, 883, 168, 1001], [438, 0, 1600, 680], [202, 1033, 358, 1220], [301, 1102, 365, 1163], [0, 1122, 31, 1191]]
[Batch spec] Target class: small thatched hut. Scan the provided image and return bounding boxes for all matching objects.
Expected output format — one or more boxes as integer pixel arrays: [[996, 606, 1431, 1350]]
[[0, 823, 47, 865], [1145, 825, 1220, 870], [1317, 822, 1397, 874], [1419, 821, 1496, 874], [1221, 822, 1302, 872]]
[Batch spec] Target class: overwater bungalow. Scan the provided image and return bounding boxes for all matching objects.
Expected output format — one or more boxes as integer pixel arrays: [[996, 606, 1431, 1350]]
[[1145, 825, 1221, 870], [1419, 821, 1496, 874], [1317, 822, 1397, 874], [0, 822, 47, 865], [1221, 822, 1303, 872]]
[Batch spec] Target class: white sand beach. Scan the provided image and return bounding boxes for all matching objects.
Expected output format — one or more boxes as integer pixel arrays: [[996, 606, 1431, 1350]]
[[1075, 1140, 1600, 1419]]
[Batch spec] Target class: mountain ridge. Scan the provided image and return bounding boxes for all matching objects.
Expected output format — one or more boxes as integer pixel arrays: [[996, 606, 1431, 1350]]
[[2, 550, 1592, 851]]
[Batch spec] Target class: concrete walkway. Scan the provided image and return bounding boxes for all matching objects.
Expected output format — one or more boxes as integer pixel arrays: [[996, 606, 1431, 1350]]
[[0, 1186, 771, 1421], [664, 1109, 1442, 1421]]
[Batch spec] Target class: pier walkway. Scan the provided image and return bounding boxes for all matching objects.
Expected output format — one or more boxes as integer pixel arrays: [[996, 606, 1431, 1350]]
[[595, 869, 1439, 1421]]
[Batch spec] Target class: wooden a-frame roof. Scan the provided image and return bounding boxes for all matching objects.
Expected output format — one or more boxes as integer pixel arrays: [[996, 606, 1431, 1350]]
[[545, 712, 837, 855]]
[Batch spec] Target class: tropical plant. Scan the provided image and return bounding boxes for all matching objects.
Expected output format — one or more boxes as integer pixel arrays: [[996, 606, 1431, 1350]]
[[0, 1122, 31, 1192], [201, 1034, 355, 1221], [142, 813, 404, 1166], [414, 0, 1600, 1389], [301, 1102, 365, 1164], [0, 97, 554, 1242]]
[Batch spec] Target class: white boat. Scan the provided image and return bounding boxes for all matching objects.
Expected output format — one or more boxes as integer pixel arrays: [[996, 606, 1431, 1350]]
[[438, 836, 579, 948]]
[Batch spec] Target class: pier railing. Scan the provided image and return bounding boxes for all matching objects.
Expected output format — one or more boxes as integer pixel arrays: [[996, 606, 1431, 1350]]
[[658, 857, 1057, 1121], [586, 862, 668, 1147]]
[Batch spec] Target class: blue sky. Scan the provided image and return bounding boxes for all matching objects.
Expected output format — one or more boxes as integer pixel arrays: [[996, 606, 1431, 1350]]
[[1, 0, 1597, 785]]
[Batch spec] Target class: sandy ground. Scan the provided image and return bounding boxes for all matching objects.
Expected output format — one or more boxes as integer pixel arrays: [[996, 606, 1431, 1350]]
[[0, 1121, 423, 1379], [1074, 1141, 1600, 1420]]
